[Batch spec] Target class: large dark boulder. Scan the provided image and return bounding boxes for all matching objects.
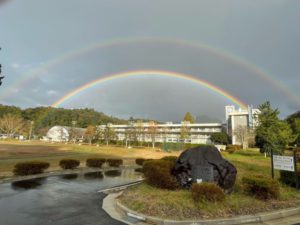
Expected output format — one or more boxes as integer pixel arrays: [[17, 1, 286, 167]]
[[172, 146, 237, 192]]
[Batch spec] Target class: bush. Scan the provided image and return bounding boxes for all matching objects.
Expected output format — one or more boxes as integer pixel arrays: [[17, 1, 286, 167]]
[[226, 145, 241, 151], [59, 159, 80, 169], [13, 161, 50, 176], [242, 175, 280, 200], [191, 183, 225, 202], [279, 165, 300, 187], [226, 148, 236, 154], [107, 159, 123, 167], [143, 159, 179, 190], [86, 158, 106, 168], [135, 158, 146, 166], [160, 156, 178, 163]]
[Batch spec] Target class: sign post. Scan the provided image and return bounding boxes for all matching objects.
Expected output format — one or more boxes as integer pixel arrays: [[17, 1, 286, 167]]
[[293, 146, 299, 189], [271, 147, 299, 189]]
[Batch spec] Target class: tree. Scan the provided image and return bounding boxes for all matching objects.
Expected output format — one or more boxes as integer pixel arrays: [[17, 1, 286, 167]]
[[183, 112, 195, 123], [84, 125, 95, 145], [255, 101, 295, 155], [0, 114, 25, 138], [104, 125, 116, 146], [210, 132, 228, 145], [148, 121, 157, 148], [286, 111, 300, 144], [233, 125, 254, 149], [136, 120, 144, 145], [180, 121, 190, 142]]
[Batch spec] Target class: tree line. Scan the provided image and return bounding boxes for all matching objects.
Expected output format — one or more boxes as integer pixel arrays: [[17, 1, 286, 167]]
[[0, 104, 127, 138]]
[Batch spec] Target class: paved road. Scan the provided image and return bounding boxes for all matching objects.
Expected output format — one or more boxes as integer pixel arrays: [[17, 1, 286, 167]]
[[0, 169, 140, 225]]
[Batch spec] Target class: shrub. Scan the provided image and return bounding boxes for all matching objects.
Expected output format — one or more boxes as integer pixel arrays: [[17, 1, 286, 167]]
[[135, 158, 146, 166], [86, 158, 106, 168], [160, 156, 178, 163], [226, 148, 236, 154], [226, 145, 241, 151], [59, 159, 80, 170], [143, 159, 179, 190], [242, 175, 280, 200], [13, 161, 50, 176], [279, 165, 300, 187], [107, 159, 123, 167], [191, 183, 225, 202]]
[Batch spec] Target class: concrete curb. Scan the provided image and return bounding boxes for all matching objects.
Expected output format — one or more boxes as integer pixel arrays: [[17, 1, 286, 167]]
[[0, 166, 139, 184], [103, 192, 300, 225]]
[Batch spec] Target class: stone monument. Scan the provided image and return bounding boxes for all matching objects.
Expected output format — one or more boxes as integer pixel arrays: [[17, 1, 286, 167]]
[[172, 145, 237, 192]]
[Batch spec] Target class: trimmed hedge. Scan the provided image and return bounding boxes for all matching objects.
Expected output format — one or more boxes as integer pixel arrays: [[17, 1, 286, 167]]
[[135, 158, 146, 166], [107, 159, 123, 167], [242, 175, 280, 200], [59, 159, 80, 169], [13, 161, 50, 176], [191, 183, 225, 202], [86, 158, 106, 168], [143, 159, 179, 190]]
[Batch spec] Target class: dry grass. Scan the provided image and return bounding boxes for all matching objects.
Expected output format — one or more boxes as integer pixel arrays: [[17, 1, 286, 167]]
[[0, 140, 179, 178]]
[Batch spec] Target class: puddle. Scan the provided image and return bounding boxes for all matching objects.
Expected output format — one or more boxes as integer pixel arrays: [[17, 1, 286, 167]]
[[104, 170, 121, 177], [84, 172, 104, 179], [11, 177, 47, 190], [60, 174, 78, 180]]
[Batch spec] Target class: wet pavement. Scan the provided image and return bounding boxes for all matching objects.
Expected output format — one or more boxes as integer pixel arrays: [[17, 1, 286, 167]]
[[0, 169, 141, 225]]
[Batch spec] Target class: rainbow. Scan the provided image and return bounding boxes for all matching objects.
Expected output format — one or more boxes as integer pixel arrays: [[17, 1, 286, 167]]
[[2, 37, 299, 107], [51, 70, 247, 109]]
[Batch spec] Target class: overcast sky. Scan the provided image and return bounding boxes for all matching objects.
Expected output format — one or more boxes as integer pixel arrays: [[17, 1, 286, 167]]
[[0, 0, 299, 122]]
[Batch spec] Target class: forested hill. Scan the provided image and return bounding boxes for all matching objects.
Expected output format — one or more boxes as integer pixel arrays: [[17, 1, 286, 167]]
[[0, 104, 128, 129]]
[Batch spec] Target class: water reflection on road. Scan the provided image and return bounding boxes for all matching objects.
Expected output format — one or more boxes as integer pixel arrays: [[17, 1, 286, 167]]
[[0, 169, 142, 225]]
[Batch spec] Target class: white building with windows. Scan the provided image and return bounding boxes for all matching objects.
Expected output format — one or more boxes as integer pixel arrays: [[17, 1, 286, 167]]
[[100, 122, 224, 144], [225, 105, 260, 145]]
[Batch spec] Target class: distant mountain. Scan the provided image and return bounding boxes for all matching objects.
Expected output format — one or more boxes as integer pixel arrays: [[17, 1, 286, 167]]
[[196, 115, 222, 123]]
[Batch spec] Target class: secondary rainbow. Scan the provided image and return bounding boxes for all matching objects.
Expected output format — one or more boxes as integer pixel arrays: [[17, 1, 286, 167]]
[[51, 70, 247, 109], [2, 38, 300, 107]]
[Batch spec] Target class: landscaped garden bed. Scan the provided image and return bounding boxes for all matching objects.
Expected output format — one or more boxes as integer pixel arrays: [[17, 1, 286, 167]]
[[118, 149, 300, 220]]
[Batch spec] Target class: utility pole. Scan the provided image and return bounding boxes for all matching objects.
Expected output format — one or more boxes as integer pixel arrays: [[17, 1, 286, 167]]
[[0, 48, 5, 86]]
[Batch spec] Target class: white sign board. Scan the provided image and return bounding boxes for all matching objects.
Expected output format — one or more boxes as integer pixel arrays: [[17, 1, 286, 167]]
[[273, 155, 294, 172]]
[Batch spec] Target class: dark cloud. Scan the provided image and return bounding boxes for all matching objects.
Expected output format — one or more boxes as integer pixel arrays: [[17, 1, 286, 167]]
[[0, 0, 299, 121]]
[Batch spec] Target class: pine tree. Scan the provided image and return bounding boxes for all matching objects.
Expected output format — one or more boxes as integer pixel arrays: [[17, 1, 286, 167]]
[[183, 112, 195, 123]]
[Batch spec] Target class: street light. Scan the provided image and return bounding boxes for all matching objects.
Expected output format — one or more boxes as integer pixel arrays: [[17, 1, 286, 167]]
[[0, 48, 5, 86]]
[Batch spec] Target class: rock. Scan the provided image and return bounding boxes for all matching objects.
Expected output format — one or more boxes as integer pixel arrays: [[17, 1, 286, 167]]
[[172, 146, 237, 192]]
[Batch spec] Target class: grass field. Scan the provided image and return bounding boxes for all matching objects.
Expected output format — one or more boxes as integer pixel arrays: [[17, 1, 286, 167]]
[[0, 140, 179, 178], [119, 149, 300, 220]]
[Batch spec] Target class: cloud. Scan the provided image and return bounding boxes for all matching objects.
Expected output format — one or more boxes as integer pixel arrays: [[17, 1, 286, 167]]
[[11, 63, 20, 69]]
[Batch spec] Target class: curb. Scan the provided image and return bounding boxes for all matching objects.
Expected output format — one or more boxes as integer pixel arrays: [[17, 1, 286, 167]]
[[103, 192, 300, 225]]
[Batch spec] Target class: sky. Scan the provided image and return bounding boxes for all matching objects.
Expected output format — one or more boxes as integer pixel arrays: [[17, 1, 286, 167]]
[[0, 0, 300, 122]]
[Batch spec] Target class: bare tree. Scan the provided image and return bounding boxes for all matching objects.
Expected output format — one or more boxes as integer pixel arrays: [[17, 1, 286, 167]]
[[180, 121, 190, 143], [233, 125, 254, 149], [84, 125, 95, 145], [148, 121, 157, 148], [0, 114, 25, 138], [136, 120, 144, 146]]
